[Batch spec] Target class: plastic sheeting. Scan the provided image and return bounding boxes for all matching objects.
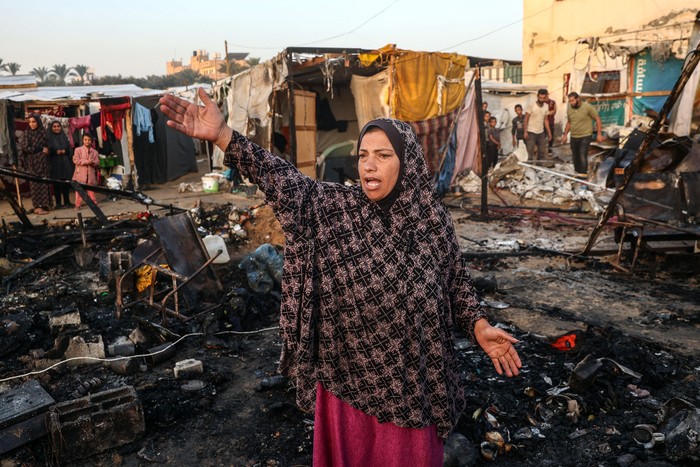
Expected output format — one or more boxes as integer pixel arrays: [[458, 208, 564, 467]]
[[393, 52, 467, 121], [453, 82, 481, 177], [349, 70, 390, 130], [223, 59, 288, 135]]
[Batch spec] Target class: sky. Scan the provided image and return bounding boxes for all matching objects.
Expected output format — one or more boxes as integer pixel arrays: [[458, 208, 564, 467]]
[[1, 0, 524, 78]]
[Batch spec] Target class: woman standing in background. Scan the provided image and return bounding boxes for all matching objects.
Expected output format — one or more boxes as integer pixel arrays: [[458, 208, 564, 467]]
[[47, 120, 73, 208], [19, 114, 51, 215]]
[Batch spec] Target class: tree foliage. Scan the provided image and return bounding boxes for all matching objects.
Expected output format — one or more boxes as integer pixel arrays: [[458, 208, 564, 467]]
[[92, 69, 206, 89], [7, 62, 21, 75], [31, 67, 50, 82], [73, 64, 89, 83], [50, 64, 77, 85]]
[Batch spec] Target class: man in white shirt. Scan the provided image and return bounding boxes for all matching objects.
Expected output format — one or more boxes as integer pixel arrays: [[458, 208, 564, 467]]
[[523, 89, 552, 161]]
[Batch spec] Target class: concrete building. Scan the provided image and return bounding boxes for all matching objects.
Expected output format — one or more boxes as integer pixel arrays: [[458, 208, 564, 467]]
[[522, 0, 700, 133], [166, 50, 249, 79]]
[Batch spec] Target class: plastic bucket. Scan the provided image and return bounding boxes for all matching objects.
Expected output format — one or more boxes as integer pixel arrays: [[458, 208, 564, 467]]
[[202, 176, 219, 193]]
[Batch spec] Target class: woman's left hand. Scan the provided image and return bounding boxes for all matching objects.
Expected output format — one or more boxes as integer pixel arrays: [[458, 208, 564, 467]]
[[474, 318, 522, 377]]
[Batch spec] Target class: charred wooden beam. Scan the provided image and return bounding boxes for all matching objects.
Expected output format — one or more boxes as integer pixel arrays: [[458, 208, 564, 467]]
[[2, 245, 70, 286], [70, 181, 109, 224], [0, 188, 32, 229]]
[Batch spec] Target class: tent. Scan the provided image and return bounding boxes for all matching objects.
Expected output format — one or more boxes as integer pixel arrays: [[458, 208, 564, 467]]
[[212, 45, 515, 184], [0, 84, 198, 189]]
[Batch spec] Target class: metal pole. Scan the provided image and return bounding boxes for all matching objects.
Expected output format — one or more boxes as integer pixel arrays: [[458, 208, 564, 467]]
[[582, 42, 700, 254], [473, 66, 488, 217]]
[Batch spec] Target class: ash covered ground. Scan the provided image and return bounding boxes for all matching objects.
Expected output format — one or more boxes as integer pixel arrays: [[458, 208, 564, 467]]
[[1, 198, 699, 467]]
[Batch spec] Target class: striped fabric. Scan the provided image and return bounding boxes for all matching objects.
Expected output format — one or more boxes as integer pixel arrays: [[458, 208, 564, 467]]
[[409, 110, 458, 177]]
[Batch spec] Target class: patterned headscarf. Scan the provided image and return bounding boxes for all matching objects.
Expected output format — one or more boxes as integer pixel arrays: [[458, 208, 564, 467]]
[[21, 113, 48, 155]]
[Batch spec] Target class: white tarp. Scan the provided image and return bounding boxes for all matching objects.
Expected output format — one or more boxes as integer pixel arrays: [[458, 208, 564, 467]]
[[222, 59, 288, 134], [349, 70, 390, 129], [0, 84, 162, 102]]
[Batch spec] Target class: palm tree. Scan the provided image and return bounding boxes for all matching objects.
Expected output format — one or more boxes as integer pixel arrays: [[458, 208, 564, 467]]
[[50, 64, 77, 85], [7, 62, 21, 75], [0, 59, 8, 72], [73, 64, 89, 83], [31, 67, 50, 83]]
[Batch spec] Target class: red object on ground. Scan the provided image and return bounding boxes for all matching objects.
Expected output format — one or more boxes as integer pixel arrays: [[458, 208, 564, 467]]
[[551, 333, 579, 351]]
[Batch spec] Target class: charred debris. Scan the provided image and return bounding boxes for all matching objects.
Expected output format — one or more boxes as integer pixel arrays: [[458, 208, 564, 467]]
[[0, 160, 699, 466]]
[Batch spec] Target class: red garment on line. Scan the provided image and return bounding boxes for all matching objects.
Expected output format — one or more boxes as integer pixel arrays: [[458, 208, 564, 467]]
[[100, 97, 131, 141], [313, 382, 444, 467]]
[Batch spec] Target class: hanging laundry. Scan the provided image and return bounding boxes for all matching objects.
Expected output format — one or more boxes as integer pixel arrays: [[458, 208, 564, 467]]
[[68, 115, 92, 147], [133, 102, 154, 143], [100, 97, 131, 141]]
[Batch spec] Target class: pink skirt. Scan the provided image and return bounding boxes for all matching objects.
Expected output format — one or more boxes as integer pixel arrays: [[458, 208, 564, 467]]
[[313, 383, 444, 466]]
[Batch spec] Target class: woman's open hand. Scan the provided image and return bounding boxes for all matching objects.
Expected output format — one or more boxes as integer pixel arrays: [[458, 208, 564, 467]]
[[474, 318, 522, 377], [159, 88, 232, 150]]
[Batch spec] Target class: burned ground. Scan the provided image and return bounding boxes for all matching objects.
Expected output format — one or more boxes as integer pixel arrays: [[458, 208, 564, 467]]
[[1, 192, 699, 467]]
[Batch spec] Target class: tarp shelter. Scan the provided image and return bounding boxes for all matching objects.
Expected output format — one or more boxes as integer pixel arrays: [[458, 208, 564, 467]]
[[212, 45, 493, 182], [0, 84, 198, 189]]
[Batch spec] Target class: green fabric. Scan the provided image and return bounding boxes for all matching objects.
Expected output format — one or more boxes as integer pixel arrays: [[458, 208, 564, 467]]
[[567, 101, 599, 138]]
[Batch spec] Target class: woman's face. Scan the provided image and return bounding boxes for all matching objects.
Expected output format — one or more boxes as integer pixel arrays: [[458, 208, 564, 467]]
[[28, 118, 38, 130], [358, 128, 400, 202], [82, 135, 92, 147], [52, 123, 62, 134]]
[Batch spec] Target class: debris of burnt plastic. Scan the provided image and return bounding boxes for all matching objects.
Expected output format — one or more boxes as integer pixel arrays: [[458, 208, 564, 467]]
[[145, 342, 176, 366], [632, 424, 665, 449], [70, 377, 102, 399], [256, 375, 288, 391], [658, 398, 700, 460], [480, 441, 499, 461], [568, 355, 642, 393], [239, 244, 283, 294]]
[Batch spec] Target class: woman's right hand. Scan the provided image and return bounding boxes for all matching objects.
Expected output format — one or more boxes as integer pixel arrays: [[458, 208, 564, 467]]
[[159, 88, 232, 150]]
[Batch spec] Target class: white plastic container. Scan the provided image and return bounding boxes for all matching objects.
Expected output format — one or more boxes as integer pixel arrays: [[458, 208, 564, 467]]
[[202, 175, 219, 193], [202, 235, 230, 263]]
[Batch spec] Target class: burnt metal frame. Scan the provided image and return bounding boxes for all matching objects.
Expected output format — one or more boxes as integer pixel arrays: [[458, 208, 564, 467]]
[[114, 246, 222, 323]]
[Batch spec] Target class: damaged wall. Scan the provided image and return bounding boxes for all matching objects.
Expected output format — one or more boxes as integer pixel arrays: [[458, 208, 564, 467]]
[[522, 1, 699, 130]]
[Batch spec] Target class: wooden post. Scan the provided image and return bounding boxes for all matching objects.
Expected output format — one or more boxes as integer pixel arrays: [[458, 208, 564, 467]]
[[388, 55, 396, 118], [12, 165, 22, 208], [124, 106, 138, 191], [224, 40, 231, 76], [287, 51, 297, 166]]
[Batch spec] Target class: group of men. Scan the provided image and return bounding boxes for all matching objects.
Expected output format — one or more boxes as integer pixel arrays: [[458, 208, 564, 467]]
[[487, 89, 604, 179]]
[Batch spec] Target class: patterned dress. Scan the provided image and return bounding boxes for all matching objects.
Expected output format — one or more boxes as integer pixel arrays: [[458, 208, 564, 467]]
[[20, 124, 52, 211], [224, 118, 486, 438]]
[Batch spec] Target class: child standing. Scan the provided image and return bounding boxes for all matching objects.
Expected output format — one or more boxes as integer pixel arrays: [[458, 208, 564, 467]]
[[486, 116, 501, 170], [512, 104, 525, 148], [72, 134, 100, 208]]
